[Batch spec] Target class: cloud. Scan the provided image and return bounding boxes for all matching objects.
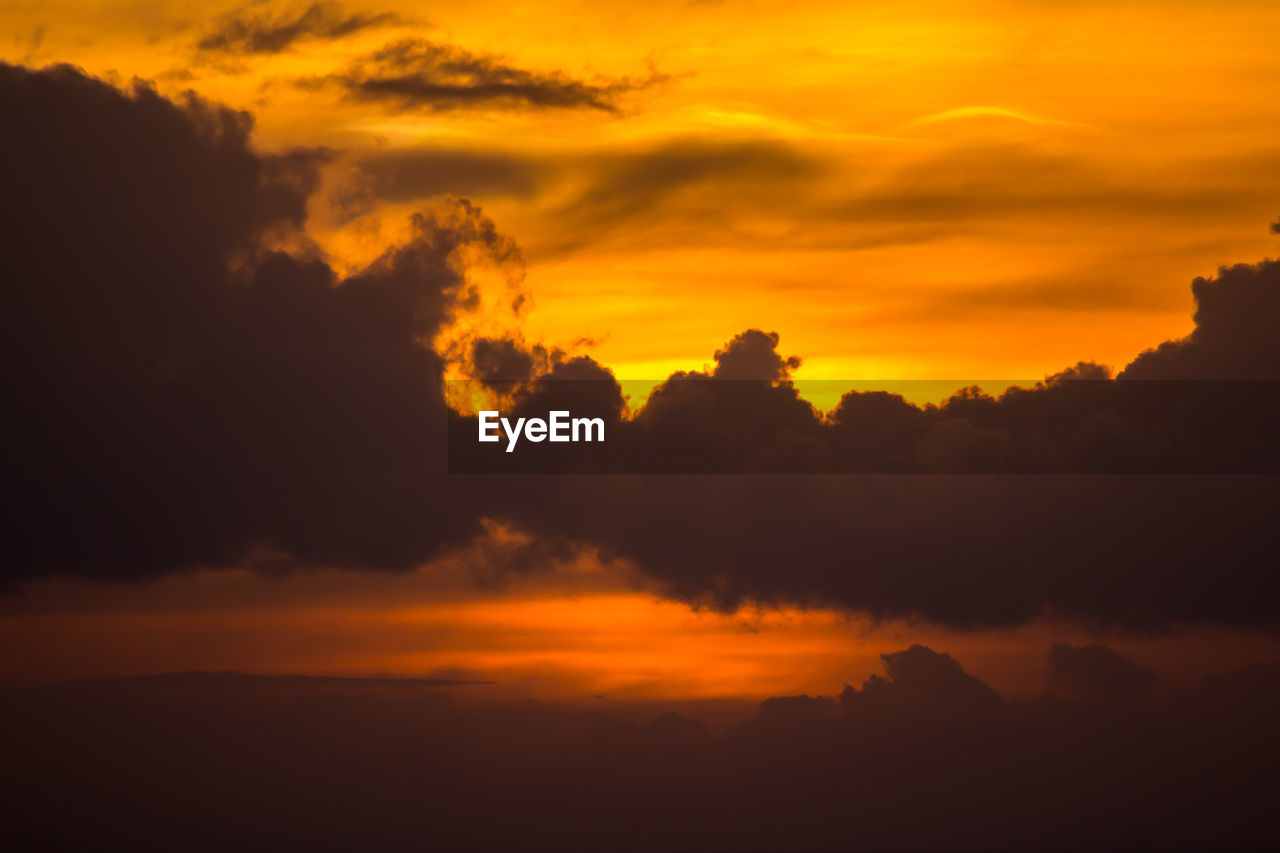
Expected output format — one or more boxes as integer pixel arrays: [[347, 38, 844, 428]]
[[197, 2, 402, 54], [712, 329, 801, 380], [357, 148, 543, 202], [6, 62, 1280, 634], [546, 137, 824, 235], [1047, 642, 1157, 701], [1120, 259, 1280, 378], [469, 323, 1280, 625], [459, 317, 1280, 476], [841, 645, 1000, 720], [1, 62, 509, 582], [346, 137, 1279, 267], [310, 37, 662, 112], [6, 644, 1280, 849], [343, 137, 825, 252]]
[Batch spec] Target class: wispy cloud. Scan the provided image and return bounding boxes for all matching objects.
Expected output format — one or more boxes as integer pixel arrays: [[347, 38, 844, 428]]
[[306, 37, 664, 113], [197, 2, 403, 54]]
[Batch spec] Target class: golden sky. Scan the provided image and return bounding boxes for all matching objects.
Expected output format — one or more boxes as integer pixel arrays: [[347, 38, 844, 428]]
[[7, 0, 1280, 380]]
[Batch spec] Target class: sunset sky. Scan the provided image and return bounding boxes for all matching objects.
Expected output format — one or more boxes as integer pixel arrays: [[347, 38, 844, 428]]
[[8, 0, 1280, 381], [3, 5, 1280, 847], [4, 0, 1280, 699]]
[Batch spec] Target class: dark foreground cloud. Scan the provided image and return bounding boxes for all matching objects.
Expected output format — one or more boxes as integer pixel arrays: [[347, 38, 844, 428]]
[[1, 62, 497, 580], [5, 62, 1280, 631], [197, 2, 402, 54], [309, 37, 661, 112], [5, 643, 1279, 850]]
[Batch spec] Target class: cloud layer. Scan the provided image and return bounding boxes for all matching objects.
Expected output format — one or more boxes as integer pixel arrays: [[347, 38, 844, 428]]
[[6, 643, 1279, 849], [5, 63, 1280, 632]]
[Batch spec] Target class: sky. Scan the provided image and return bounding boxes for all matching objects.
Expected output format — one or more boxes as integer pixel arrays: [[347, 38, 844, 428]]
[[7, 0, 1280, 381], [2, 0, 1279, 695], [3, 4, 1280, 848]]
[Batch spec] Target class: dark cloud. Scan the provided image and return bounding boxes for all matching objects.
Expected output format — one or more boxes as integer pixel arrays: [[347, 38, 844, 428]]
[[312, 37, 661, 112], [197, 2, 402, 54], [711, 329, 801, 380], [1, 62, 504, 582], [1121, 259, 1280, 378], [456, 322, 1280, 475], [6, 644, 1279, 849], [1047, 642, 1157, 701], [842, 645, 1001, 717], [469, 337, 539, 382], [462, 324, 1280, 626], [6, 62, 1280, 633]]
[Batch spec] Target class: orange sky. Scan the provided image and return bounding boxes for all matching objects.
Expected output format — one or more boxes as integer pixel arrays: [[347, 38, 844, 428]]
[[4, 1, 1280, 698], [6, 0, 1280, 380]]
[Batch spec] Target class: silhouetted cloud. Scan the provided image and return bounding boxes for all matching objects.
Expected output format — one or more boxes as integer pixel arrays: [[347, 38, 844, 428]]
[[842, 645, 1000, 718], [6, 644, 1279, 849], [2, 62, 505, 582], [197, 2, 402, 54], [1047, 642, 1157, 701], [6, 62, 1280, 633], [456, 320, 1280, 475], [1121, 260, 1280, 379], [711, 329, 801, 380], [310, 37, 662, 112]]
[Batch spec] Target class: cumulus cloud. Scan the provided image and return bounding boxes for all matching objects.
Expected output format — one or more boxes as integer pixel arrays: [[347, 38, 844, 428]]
[[1120, 260, 1280, 379], [476, 324, 1280, 625], [1047, 642, 1157, 701], [457, 322, 1280, 475]]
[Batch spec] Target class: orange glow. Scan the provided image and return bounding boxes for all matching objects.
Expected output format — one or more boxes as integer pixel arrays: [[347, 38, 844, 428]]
[[5, 1, 1280, 381], [5, 559, 1279, 701]]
